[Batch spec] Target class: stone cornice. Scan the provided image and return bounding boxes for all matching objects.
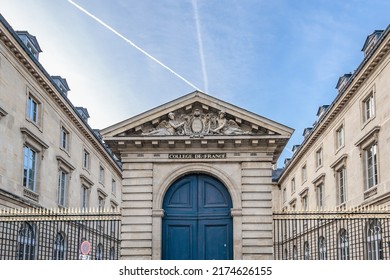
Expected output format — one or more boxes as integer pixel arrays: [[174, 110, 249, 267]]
[[101, 91, 294, 138], [0, 18, 121, 176], [105, 134, 289, 164], [278, 26, 390, 182], [20, 127, 49, 150]]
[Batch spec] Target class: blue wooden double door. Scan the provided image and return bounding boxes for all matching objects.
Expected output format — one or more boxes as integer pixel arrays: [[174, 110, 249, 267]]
[[162, 174, 233, 260]]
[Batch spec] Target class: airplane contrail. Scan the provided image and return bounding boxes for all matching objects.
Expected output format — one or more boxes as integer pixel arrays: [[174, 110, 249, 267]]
[[67, 0, 202, 91], [192, 0, 209, 94]]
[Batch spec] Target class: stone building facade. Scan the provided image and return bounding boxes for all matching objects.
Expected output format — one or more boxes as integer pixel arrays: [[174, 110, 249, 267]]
[[101, 92, 293, 259], [0, 14, 121, 211], [277, 25, 390, 211], [2, 10, 389, 261]]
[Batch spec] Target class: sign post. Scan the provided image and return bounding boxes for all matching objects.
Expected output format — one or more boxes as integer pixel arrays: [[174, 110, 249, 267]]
[[79, 240, 91, 260]]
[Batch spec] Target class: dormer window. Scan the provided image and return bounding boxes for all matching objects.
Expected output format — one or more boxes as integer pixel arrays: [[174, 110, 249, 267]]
[[361, 30, 383, 57], [75, 107, 90, 123], [16, 31, 42, 60], [303, 127, 313, 138], [51, 76, 70, 96], [317, 105, 329, 119], [336, 74, 352, 92], [292, 145, 300, 154]]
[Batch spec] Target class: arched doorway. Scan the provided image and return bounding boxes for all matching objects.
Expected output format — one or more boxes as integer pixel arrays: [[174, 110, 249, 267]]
[[162, 174, 233, 260]]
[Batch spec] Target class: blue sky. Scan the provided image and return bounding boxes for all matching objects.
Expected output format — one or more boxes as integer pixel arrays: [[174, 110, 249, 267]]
[[1, 0, 389, 166]]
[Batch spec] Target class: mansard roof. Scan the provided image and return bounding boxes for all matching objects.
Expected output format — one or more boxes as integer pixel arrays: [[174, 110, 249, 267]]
[[277, 24, 390, 182], [0, 14, 121, 173]]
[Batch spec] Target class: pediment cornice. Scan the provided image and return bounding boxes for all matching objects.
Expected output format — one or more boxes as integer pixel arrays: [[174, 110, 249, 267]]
[[101, 91, 294, 139]]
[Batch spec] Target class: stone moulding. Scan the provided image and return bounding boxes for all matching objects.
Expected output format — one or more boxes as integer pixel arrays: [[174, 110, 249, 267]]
[[142, 107, 254, 137]]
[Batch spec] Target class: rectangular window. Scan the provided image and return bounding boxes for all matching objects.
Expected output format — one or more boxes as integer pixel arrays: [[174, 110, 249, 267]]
[[302, 195, 308, 211], [81, 185, 89, 209], [291, 178, 295, 194], [317, 183, 324, 210], [363, 94, 375, 123], [112, 179, 116, 195], [336, 125, 344, 149], [60, 126, 69, 151], [27, 95, 39, 123], [337, 167, 346, 204], [99, 166, 105, 184], [365, 143, 378, 189], [283, 187, 287, 203], [98, 196, 105, 211], [302, 165, 307, 182], [58, 170, 68, 207], [82, 149, 90, 170], [23, 146, 37, 191], [316, 148, 323, 168]]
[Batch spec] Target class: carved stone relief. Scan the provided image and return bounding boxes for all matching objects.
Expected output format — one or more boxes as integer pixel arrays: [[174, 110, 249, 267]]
[[142, 107, 253, 136]]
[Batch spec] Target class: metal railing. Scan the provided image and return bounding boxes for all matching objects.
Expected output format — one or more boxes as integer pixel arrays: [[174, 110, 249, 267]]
[[273, 207, 390, 260], [0, 208, 121, 260]]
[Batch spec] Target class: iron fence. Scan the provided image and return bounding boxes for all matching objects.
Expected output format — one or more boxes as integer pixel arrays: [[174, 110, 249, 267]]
[[273, 207, 390, 260], [0, 208, 121, 260]]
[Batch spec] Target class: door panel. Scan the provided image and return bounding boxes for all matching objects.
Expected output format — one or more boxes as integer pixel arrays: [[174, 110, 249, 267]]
[[163, 220, 196, 260], [199, 219, 232, 260], [163, 174, 232, 260]]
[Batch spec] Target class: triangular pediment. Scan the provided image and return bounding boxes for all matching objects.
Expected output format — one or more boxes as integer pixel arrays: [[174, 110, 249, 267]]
[[101, 91, 293, 138]]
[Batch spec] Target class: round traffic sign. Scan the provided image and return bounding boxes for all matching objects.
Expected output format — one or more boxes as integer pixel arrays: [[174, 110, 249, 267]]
[[80, 240, 91, 255]]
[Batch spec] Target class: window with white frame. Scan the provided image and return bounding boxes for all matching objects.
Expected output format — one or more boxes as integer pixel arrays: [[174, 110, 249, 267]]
[[54, 232, 66, 260], [302, 194, 308, 211], [60, 126, 69, 151], [318, 236, 327, 260], [17, 222, 36, 260], [316, 147, 323, 168], [98, 195, 105, 211], [99, 165, 105, 184], [362, 93, 375, 123], [82, 149, 90, 170], [27, 94, 40, 124], [316, 183, 324, 210], [291, 178, 295, 194], [340, 229, 349, 260], [364, 142, 378, 189], [302, 164, 307, 182], [111, 200, 119, 212], [23, 145, 37, 191], [81, 185, 89, 209], [111, 178, 116, 195], [58, 169, 68, 207], [336, 125, 345, 150], [366, 219, 383, 260], [337, 167, 346, 204]]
